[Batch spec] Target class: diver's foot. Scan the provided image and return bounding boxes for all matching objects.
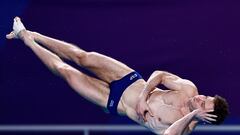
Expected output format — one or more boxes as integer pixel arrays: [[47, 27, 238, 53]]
[[6, 17, 26, 39]]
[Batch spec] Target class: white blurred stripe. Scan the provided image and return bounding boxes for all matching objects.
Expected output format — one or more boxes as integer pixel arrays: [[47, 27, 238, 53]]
[[0, 125, 239, 132], [195, 125, 240, 132]]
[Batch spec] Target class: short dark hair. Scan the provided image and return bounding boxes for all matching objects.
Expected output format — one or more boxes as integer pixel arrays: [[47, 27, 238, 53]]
[[210, 95, 229, 125]]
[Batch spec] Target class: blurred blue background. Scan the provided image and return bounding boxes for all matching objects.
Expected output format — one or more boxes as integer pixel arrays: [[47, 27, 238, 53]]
[[0, 0, 240, 134]]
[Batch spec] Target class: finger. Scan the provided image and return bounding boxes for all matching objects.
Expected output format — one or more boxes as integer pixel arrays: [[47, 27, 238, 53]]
[[205, 109, 214, 113], [205, 117, 216, 122], [206, 114, 218, 118], [202, 119, 212, 124]]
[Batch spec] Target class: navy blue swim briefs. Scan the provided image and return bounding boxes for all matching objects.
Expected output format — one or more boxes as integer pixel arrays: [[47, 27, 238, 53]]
[[106, 71, 143, 115]]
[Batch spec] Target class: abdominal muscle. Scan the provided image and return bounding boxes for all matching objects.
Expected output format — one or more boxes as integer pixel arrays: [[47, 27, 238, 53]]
[[118, 80, 169, 131], [118, 80, 182, 134], [117, 79, 146, 119]]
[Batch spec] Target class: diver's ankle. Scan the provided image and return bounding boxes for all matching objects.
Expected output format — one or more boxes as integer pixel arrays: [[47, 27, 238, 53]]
[[18, 30, 34, 42]]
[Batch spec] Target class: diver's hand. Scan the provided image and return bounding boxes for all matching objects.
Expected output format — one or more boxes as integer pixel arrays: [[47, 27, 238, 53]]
[[193, 109, 217, 124], [136, 98, 153, 122]]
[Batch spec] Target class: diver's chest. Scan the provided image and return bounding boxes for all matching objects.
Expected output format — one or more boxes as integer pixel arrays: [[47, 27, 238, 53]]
[[148, 94, 187, 124], [149, 101, 183, 124]]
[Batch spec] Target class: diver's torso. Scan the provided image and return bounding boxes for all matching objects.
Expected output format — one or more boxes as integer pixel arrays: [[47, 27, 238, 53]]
[[144, 90, 192, 134], [120, 82, 193, 134]]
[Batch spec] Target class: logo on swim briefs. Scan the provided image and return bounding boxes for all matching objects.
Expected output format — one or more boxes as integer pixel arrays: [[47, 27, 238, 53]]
[[110, 100, 114, 107], [130, 73, 138, 80]]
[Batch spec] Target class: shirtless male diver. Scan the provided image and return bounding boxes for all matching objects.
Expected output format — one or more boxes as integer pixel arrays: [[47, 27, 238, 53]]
[[6, 17, 229, 135]]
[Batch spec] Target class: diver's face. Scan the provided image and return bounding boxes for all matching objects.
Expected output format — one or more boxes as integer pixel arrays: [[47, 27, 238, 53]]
[[190, 95, 215, 110]]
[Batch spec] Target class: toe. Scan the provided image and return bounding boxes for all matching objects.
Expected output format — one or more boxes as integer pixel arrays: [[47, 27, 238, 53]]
[[14, 16, 21, 22], [6, 32, 16, 39]]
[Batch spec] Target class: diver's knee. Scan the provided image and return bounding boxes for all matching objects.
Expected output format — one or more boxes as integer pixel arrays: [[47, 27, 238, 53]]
[[73, 49, 88, 65], [78, 51, 98, 66], [55, 64, 72, 78]]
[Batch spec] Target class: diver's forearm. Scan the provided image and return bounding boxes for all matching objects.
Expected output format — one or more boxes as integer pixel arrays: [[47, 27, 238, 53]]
[[164, 111, 197, 135], [141, 71, 164, 99]]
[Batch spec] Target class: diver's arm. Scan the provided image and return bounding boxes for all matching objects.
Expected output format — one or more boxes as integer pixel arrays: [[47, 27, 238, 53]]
[[163, 109, 216, 135], [140, 71, 166, 100], [157, 71, 198, 96], [163, 111, 198, 135], [136, 71, 197, 121], [137, 71, 169, 121]]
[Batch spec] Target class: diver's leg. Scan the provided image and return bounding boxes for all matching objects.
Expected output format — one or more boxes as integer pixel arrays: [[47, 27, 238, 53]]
[[31, 32, 134, 83], [7, 17, 134, 84], [31, 32, 87, 66], [6, 17, 109, 107]]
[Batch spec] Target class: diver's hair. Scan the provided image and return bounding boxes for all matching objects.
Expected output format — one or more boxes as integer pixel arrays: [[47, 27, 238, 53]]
[[210, 95, 229, 125]]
